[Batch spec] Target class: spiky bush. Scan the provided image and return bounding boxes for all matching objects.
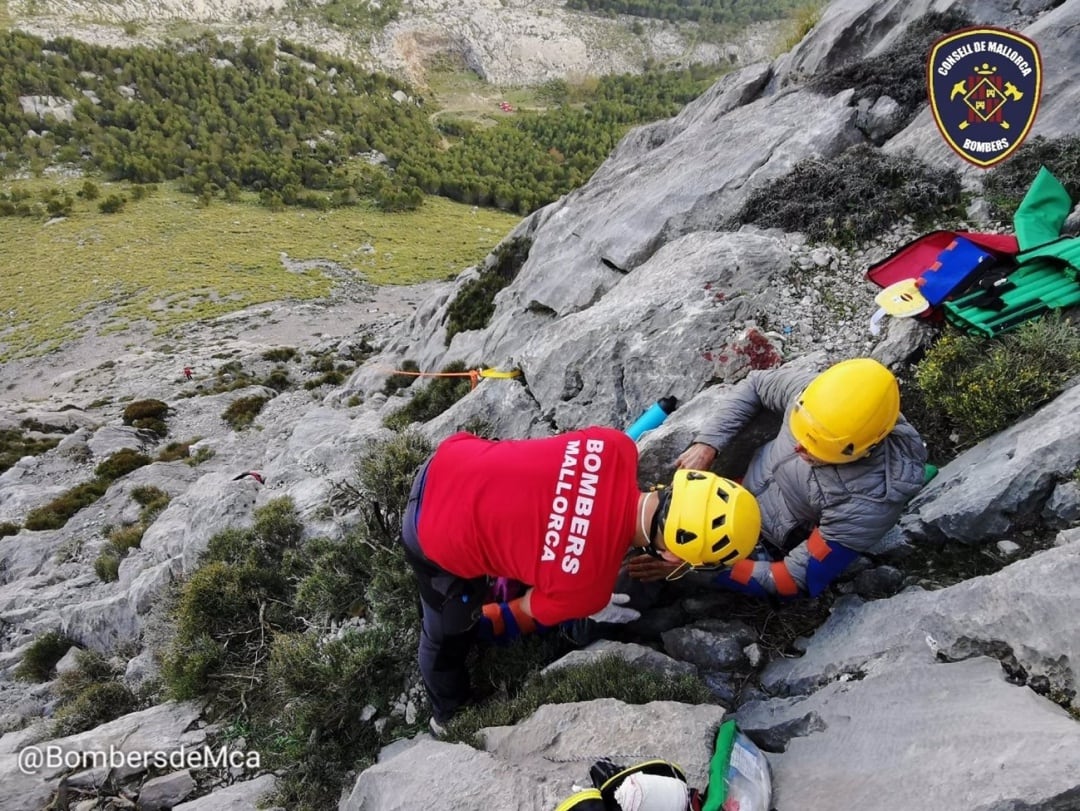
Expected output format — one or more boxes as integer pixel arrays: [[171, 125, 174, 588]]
[[736, 145, 963, 246]]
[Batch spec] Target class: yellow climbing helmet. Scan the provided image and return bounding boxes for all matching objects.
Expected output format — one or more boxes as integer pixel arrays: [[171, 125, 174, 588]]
[[661, 470, 761, 568], [789, 358, 900, 464]]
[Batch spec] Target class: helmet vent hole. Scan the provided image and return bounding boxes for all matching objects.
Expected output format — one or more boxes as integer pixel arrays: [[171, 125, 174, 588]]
[[718, 548, 740, 564], [675, 528, 697, 546], [714, 487, 729, 502], [686, 471, 706, 481], [711, 515, 726, 530], [710, 536, 730, 554], [841, 443, 855, 457]]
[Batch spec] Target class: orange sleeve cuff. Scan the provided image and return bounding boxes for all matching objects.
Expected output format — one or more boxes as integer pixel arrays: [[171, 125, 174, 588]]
[[729, 559, 755, 585], [482, 602, 505, 637], [807, 527, 830, 561], [770, 562, 799, 596]]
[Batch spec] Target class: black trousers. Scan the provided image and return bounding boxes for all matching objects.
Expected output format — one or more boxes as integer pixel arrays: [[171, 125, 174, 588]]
[[400, 459, 487, 723]]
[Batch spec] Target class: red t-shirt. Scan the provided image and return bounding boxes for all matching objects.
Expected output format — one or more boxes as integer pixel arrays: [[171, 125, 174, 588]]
[[416, 427, 639, 625]]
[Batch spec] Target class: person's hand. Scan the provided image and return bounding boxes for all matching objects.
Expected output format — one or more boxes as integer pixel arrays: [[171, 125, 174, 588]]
[[676, 442, 717, 470], [588, 593, 640, 624], [626, 554, 681, 582]]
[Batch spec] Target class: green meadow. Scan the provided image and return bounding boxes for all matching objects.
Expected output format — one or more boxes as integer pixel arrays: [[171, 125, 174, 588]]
[[0, 179, 519, 360]]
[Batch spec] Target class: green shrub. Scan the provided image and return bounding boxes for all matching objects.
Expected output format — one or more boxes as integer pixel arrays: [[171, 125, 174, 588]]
[[158, 440, 193, 462], [15, 631, 75, 682], [262, 347, 299, 363], [77, 180, 100, 200], [52, 680, 138, 737], [811, 10, 972, 127], [983, 135, 1080, 221], [913, 315, 1080, 457], [222, 395, 270, 430], [24, 478, 110, 530], [382, 359, 420, 395], [94, 548, 122, 582], [442, 655, 714, 745], [161, 560, 291, 698], [132, 485, 170, 514], [95, 448, 152, 480], [187, 446, 215, 466], [123, 399, 169, 424], [383, 361, 473, 430], [98, 194, 126, 213], [304, 371, 344, 390], [267, 625, 413, 807], [108, 523, 146, 553], [736, 145, 963, 246], [0, 428, 61, 474], [50, 647, 142, 734], [445, 238, 532, 345], [0, 521, 20, 537], [161, 498, 305, 700], [263, 369, 293, 392]]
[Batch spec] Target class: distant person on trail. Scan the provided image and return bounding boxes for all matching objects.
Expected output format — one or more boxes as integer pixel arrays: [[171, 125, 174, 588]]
[[628, 358, 927, 598], [400, 427, 761, 733], [183, 366, 193, 380]]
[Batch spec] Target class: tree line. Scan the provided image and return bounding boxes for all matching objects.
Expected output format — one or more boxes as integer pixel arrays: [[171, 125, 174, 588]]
[[0, 31, 720, 215]]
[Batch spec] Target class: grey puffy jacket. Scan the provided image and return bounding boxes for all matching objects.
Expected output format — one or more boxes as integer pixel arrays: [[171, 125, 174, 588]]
[[692, 365, 927, 594]]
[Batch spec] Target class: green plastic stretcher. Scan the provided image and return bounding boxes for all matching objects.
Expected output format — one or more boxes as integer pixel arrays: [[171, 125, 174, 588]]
[[943, 167, 1080, 337]]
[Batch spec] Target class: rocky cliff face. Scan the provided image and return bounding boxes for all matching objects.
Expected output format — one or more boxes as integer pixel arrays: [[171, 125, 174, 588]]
[[6, 0, 780, 86], [2, 0, 1080, 809]]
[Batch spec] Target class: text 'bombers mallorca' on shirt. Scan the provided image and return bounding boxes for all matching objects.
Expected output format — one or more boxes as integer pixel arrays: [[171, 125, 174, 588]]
[[416, 427, 639, 625]]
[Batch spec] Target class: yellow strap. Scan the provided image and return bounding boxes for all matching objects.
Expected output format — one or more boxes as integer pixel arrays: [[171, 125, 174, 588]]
[[553, 788, 603, 811], [477, 368, 521, 379]]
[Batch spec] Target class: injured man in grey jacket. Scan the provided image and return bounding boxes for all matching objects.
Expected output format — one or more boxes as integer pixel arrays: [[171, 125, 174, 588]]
[[628, 358, 928, 597]]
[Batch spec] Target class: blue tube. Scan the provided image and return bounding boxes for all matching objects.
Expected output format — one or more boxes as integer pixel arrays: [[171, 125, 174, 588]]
[[626, 396, 678, 441]]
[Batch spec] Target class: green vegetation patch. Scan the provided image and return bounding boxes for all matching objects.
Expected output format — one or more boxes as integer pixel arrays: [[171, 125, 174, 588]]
[[15, 630, 75, 682], [52, 650, 138, 736], [158, 432, 431, 809], [222, 394, 270, 430], [0, 426, 60, 474], [122, 398, 169, 438], [442, 655, 714, 745], [24, 448, 151, 531], [983, 135, 1080, 222], [445, 237, 532, 345], [95, 486, 170, 582], [735, 144, 963, 246], [383, 360, 474, 430], [0, 180, 515, 361], [811, 10, 973, 127], [911, 315, 1080, 460]]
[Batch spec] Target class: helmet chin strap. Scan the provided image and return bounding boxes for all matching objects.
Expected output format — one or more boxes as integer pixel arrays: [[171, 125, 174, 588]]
[[639, 491, 663, 559]]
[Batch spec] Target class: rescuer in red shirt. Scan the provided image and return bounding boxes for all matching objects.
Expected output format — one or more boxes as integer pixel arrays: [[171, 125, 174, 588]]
[[400, 426, 761, 733]]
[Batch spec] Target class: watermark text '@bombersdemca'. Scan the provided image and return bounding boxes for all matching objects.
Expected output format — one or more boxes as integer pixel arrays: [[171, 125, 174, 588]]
[[17, 744, 260, 775]]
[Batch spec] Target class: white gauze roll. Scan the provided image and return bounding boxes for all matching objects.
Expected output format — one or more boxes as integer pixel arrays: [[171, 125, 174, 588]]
[[612, 773, 689, 811]]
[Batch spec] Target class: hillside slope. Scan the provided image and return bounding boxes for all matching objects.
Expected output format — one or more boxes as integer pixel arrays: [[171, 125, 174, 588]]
[[5, 0, 784, 87]]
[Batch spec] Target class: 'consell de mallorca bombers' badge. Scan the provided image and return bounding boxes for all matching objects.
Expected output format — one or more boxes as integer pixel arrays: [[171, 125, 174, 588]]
[[928, 26, 1042, 168]]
